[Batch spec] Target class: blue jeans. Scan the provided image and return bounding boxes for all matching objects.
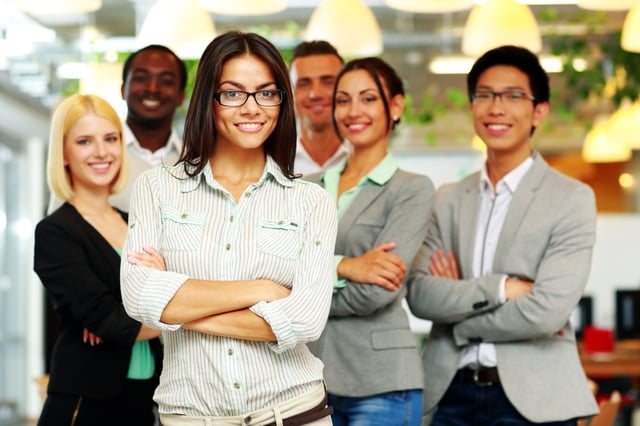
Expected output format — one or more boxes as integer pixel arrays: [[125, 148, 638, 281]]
[[430, 375, 577, 426], [329, 389, 423, 426]]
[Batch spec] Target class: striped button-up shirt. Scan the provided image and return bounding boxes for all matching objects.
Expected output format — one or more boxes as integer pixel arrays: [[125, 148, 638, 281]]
[[121, 156, 338, 416]]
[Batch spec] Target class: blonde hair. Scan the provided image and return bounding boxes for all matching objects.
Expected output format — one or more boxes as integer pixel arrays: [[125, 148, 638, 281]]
[[47, 94, 128, 201]]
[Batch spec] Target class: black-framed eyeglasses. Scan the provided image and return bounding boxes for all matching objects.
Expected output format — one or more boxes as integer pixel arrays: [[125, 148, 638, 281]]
[[472, 90, 535, 105], [213, 90, 285, 107]]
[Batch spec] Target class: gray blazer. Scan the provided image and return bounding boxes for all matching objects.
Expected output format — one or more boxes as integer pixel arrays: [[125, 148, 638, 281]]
[[306, 168, 435, 397], [406, 152, 599, 422]]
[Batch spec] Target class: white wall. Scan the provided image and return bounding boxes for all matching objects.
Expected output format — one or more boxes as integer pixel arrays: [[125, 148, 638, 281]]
[[585, 214, 640, 328]]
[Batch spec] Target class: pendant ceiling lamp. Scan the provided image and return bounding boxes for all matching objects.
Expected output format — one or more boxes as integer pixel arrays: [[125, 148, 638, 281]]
[[384, 0, 474, 13], [197, 0, 287, 15], [581, 116, 632, 163], [621, 5, 640, 53], [13, 0, 102, 15], [577, 0, 637, 10], [462, 0, 541, 57], [607, 99, 640, 149], [305, 0, 383, 58], [138, 0, 216, 59]]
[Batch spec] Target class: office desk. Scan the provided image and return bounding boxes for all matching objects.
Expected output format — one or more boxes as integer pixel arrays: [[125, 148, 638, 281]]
[[580, 340, 640, 379]]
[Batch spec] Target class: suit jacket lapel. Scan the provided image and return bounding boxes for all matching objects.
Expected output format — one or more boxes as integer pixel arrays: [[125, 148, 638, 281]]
[[458, 175, 481, 279], [67, 204, 122, 279], [336, 181, 386, 252], [494, 153, 547, 270]]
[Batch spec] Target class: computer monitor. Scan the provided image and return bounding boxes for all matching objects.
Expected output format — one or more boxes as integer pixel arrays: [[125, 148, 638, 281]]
[[571, 295, 593, 339], [615, 289, 640, 340]]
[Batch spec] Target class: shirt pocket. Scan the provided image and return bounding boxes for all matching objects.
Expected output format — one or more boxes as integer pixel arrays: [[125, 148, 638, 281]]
[[161, 207, 207, 251], [256, 218, 300, 260]]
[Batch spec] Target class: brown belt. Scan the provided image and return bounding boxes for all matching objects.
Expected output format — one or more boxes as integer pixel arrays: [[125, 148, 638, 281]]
[[459, 366, 500, 386], [263, 391, 333, 426]]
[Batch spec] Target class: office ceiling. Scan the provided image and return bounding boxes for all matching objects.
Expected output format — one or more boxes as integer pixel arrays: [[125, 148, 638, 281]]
[[0, 1, 630, 109]]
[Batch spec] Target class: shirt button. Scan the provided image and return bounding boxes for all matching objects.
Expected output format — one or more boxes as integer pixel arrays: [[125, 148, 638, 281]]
[[230, 215, 234, 222], [181, 213, 188, 219], [243, 416, 252, 425], [278, 220, 284, 225], [227, 348, 233, 355], [225, 243, 231, 251], [245, 192, 251, 198], [234, 382, 241, 389]]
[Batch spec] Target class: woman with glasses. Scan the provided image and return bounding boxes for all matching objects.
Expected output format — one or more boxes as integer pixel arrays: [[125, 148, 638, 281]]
[[304, 57, 435, 425], [120, 30, 338, 425]]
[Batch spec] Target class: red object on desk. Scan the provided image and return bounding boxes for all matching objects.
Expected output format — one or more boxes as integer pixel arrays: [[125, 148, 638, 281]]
[[583, 326, 615, 354]]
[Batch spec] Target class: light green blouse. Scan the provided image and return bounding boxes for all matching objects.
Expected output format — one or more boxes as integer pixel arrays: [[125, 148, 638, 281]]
[[114, 247, 155, 380], [321, 154, 399, 290]]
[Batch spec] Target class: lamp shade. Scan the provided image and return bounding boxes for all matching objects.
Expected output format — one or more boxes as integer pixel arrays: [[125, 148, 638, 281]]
[[607, 99, 640, 149], [621, 5, 640, 52], [13, 0, 102, 14], [581, 116, 632, 163], [138, 0, 216, 59], [578, 0, 638, 10], [197, 0, 287, 15], [384, 0, 474, 13], [462, 0, 541, 57], [305, 0, 383, 58]]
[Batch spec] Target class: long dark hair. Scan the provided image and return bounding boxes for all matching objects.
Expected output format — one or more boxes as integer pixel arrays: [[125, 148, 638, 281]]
[[181, 31, 297, 178], [332, 57, 405, 141]]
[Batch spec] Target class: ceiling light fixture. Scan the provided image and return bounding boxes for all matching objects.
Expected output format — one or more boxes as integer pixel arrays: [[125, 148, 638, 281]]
[[429, 55, 566, 74], [462, 0, 541, 57], [607, 98, 640, 150], [582, 116, 632, 163], [137, 0, 216, 59], [577, 0, 637, 10], [305, 0, 383, 58], [197, 0, 287, 15], [12, 0, 102, 15], [621, 5, 640, 53], [384, 0, 474, 13]]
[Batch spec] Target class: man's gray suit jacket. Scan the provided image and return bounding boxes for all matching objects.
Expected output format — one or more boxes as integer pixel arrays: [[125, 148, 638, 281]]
[[407, 152, 599, 422]]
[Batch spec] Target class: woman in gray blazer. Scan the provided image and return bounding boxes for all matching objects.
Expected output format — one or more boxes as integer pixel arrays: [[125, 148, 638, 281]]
[[305, 57, 436, 426]]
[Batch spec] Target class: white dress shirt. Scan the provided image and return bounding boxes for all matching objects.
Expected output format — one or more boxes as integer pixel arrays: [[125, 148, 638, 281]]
[[294, 137, 352, 176], [121, 156, 338, 416], [458, 155, 533, 369]]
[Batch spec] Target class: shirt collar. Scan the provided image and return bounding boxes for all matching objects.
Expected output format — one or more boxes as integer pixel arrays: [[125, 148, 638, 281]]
[[480, 154, 534, 195], [179, 155, 293, 193], [123, 122, 183, 153], [323, 153, 398, 186]]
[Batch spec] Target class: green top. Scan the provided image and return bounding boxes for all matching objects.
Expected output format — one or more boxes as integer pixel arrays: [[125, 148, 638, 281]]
[[114, 247, 155, 380], [322, 154, 398, 289]]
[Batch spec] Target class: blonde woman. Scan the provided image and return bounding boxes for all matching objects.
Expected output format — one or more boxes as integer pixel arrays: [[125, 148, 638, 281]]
[[34, 94, 163, 426]]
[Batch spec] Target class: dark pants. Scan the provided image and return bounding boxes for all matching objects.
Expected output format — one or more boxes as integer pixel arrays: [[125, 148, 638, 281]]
[[38, 378, 157, 426], [430, 371, 577, 426]]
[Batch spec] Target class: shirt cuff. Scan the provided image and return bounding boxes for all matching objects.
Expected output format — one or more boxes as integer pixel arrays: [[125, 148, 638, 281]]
[[334, 255, 346, 289], [139, 270, 190, 331], [498, 275, 508, 303], [250, 301, 295, 353]]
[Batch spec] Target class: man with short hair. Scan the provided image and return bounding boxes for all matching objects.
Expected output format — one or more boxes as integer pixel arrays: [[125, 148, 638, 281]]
[[289, 40, 352, 175], [407, 45, 599, 425], [48, 44, 187, 212]]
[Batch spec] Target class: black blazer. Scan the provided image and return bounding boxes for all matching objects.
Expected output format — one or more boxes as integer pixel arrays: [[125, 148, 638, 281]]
[[34, 202, 162, 399]]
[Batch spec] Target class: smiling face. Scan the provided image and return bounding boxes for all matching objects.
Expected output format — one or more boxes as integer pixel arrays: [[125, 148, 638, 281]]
[[121, 48, 185, 127], [333, 69, 403, 151], [63, 112, 122, 194], [290, 53, 343, 133], [213, 54, 280, 155], [471, 65, 548, 161]]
